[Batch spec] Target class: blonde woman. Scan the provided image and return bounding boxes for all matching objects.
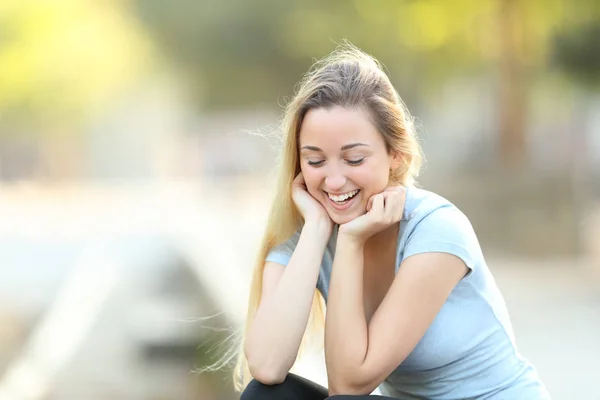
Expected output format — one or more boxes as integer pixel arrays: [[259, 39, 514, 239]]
[[237, 43, 549, 399]]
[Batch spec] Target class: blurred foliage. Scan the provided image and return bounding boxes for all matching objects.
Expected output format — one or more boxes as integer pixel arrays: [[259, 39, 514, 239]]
[[132, 0, 598, 109], [551, 21, 600, 86], [134, 0, 496, 108], [0, 0, 598, 135], [0, 0, 155, 135]]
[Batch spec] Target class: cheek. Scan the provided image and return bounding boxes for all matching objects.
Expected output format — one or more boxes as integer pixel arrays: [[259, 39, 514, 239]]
[[355, 165, 389, 192], [300, 166, 323, 193]]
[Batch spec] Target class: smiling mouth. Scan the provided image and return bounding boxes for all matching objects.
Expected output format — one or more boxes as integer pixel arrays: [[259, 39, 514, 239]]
[[325, 189, 360, 205]]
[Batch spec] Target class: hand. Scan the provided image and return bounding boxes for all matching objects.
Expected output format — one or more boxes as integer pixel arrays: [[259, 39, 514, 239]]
[[338, 186, 406, 244], [292, 172, 333, 236]]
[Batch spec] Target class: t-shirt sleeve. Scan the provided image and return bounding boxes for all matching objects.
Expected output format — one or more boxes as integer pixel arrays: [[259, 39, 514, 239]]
[[402, 205, 481, 272], [264, 229, 301, 266]]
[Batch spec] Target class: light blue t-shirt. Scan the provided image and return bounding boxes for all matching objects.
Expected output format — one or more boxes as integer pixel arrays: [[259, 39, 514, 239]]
[[266, 187, 549, 399]]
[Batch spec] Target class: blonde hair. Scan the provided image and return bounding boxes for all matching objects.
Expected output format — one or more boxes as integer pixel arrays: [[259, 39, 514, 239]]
[[231, 41, 423, 391]]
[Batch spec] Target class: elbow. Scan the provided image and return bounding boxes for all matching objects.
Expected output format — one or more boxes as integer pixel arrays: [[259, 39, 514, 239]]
[[328, 382, 371, 397], [248, 362, 288, 386], [328, 372, 374, 396], [245, 347, 290, 386], [329, 383, 372, 396]]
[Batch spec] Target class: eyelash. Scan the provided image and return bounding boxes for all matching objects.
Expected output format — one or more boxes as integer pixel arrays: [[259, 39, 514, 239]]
[[307, 158, 365, 166]]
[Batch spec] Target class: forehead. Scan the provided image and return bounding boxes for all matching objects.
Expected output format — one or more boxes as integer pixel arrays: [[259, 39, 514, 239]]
[[299, 106, 383, 148]]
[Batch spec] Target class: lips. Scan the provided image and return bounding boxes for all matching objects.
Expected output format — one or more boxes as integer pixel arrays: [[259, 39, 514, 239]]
[[327, 189, 360, 202], [325, 189, 360, 211]]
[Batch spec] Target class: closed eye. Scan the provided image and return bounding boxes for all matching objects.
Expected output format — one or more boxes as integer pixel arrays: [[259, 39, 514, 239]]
[[347, 158, 365, 166], [307, 160, 325, 166], [306, 158, 365, 167]]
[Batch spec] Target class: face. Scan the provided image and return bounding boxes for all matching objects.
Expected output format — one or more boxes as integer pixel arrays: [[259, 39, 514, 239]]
[[298, 106, 401, 225]]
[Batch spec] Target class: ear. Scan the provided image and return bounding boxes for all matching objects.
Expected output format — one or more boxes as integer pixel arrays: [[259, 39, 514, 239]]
[[390, 151, 403, 171]]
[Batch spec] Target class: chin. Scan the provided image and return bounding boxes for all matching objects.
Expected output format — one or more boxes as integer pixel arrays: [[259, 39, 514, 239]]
[[327, 210, 364, 226], [316, 191, 367, 225]]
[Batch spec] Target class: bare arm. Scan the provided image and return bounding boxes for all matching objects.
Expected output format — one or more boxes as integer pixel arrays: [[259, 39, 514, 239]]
[[325, 236, 368, 391], [325, 189, 467, 395], [244, 221, 329, 385], [325, 244, 467, 395]]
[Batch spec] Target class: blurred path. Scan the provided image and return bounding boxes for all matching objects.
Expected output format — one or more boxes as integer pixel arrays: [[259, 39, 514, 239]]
[[294, 259, 600, 399], [205, 182, 600, 399], [491, 259, 600, 399], [0, 182, 597, 399]]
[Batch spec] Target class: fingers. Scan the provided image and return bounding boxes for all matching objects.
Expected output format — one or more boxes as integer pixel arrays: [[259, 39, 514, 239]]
[[292, 172, 305, 186], [384, 186, 406, 219], [366, 192, 374, 211], [383, 191, 402, 222], [367, 187, 406, 220], [292, 172, 308, 192], [367, 193, 385, 213], [384, 185, 406, 196], [379, 191, 392, 222], [370, 193, 385, 214], [368, 190, 404, 222]]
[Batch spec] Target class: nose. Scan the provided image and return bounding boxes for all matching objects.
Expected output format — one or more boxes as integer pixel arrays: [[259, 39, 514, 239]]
[[324, 168, 347, 192]]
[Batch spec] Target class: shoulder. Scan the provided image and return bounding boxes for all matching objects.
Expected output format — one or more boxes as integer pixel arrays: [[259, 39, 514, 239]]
[[403, 187, 459, 221], [403, 187, 472, 230], [400, 187, 481, 269]]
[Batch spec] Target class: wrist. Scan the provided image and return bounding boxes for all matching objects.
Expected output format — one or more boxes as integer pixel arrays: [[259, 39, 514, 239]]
[[303, 219, 332, 241], [337, 231, 366, 250]]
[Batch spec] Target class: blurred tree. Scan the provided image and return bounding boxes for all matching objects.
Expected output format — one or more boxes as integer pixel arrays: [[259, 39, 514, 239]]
[[552, 21, 600, 86], [551, 17, 600, 184], [2, 0, 593, 168], [0, 0, 155, 136], [496, 0, 528, 167], [134, 0, 587, 169], [133, 0, 493, 108], [494, 0, 600, 167]]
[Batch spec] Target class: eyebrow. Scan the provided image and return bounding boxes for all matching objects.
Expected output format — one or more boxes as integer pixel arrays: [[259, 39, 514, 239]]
[[300, 143, 369, 152]]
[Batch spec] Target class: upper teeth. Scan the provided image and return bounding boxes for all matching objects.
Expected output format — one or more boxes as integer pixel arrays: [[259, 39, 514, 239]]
[[328, 189, 359, 202]]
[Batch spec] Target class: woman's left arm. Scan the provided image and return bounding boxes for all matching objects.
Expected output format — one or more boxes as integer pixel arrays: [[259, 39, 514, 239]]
[[325, 225, 469, 395]]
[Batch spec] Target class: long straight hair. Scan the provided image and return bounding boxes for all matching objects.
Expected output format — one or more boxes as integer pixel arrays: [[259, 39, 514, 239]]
[[230, 41, 423, 391]]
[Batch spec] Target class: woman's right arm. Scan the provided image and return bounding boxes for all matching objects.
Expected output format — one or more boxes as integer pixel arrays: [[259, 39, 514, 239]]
[[244, 220, 330, 385]]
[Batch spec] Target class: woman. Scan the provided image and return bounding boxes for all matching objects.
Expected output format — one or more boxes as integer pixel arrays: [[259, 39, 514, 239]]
[[236, 43, 549, 399]]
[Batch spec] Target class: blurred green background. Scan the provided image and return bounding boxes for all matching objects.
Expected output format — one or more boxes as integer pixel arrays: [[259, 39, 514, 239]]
[[0, 1, 599, 399]]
